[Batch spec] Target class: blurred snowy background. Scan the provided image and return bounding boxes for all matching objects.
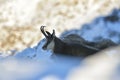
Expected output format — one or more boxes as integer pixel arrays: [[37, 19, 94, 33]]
[[0, 0, 120, 80], [0, 0, 120, 53]]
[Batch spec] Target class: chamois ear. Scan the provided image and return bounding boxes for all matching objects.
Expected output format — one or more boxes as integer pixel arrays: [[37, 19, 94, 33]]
[[52, 29, 55, 37]]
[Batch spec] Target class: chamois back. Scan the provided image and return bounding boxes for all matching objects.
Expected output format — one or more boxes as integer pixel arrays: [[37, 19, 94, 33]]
[[53, 34, 100, 57]]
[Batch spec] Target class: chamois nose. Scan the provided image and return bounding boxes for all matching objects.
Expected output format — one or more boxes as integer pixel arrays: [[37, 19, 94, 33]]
[[42, 46, 46, 50]]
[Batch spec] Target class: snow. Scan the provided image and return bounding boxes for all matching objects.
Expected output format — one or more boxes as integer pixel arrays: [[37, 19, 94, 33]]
[[0, 9, 120, 80]]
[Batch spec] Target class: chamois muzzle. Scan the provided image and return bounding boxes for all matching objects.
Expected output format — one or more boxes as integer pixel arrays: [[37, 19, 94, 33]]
[[42, 45, 47, 50]]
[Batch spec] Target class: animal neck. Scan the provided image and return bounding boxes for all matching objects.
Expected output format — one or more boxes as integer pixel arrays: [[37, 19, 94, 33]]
[[53, 37, 65, 53]]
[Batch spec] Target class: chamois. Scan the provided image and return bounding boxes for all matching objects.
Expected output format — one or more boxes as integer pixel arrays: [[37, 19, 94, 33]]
[[40, 26, 100, 57]]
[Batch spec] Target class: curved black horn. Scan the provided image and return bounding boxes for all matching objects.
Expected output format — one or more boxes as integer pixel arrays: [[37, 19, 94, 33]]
[[46, 31, 51, 36], [40, 26, 47, 38]]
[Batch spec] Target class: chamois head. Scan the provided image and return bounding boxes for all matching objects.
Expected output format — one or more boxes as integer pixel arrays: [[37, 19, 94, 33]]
[[40, 26, 55, 51]]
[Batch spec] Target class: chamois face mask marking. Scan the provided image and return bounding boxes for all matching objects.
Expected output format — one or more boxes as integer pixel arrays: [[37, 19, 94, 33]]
[[46, 40, 55, 51]]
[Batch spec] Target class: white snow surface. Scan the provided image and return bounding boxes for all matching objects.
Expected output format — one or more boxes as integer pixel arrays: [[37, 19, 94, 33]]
[[0, 39, 120, 80]]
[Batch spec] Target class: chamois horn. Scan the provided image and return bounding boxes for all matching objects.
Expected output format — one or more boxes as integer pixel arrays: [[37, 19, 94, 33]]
[[40, 26, 48, 38]]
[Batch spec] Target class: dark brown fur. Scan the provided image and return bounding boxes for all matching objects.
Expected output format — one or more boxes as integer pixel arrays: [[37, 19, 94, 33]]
[[40, 26, 99, 57], [52, 36, 99, 57]]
